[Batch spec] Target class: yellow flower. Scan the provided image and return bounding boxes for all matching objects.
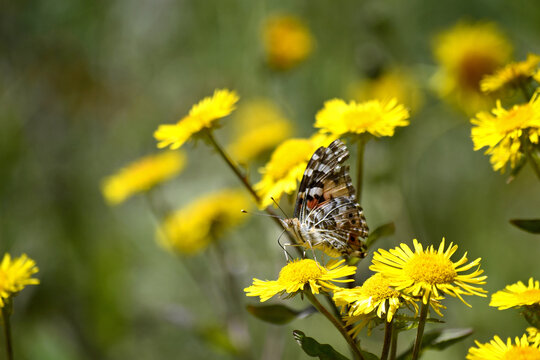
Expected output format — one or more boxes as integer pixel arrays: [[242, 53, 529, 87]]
[[481, 54, 540, 93], [154, 89, 239, 150], [244, 259, 356, 302], [254, 133, 335, 208], [490, 278, 540, 310], [349, 68, 424, 114], [471, 93, 540, 173], [228, 99, 293, 163], [102, 151, 186, 205], [315, 98, 410, 138], [334, 273, 417, 322], [262, 14, 314, 70], [370, 238, 487, 306], [0, 254, 39, 307], [466, 334, 540, 360], [158, 189, 251, 255], [432, 21, 512, 113]]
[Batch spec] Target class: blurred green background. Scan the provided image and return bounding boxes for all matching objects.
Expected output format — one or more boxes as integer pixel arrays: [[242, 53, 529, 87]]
[[1, 0, 539, 359]]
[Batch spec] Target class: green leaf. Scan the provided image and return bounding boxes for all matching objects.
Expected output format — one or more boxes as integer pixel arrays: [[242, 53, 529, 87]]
[[360, 350, 380, 360], [396, 328, 473, 359], [510, 219, 540, 234], [246, 304, 316, 325], [366, 222, 395, 249], [197, 325, 239, 355], [293, 330, 350, 360]]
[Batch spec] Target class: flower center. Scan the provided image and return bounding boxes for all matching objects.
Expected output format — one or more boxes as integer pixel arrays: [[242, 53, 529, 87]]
[[278, 259, 325, 284], [459, 53, 498, 90], [403, 253, 457, 285], [502, 346, 540, 360], [521, 289, 540, 304], [362, 273, 401, 301], [498, 104, 534, 133]]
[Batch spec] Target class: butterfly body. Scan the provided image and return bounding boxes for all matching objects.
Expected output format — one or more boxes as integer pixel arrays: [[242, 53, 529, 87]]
[[282, 139, 368, 258]]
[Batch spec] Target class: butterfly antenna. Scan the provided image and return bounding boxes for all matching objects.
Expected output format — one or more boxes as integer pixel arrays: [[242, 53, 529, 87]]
[[241, 209, 281, 219], [270, 197, 290, 218]]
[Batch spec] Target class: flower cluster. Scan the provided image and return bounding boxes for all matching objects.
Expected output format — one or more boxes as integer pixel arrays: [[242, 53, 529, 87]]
[[0, 254, 39, 308], [481, 54, 540, 93], [102, 151, 186, 205]]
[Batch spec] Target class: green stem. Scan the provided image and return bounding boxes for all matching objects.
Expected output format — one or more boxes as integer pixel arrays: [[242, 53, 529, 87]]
[[356, 138, 366, 203], [305, 291, 364, 360], [204, 130, 260, 202], [380, 319, 394, 360], [389, 324, 398, 360], [1, 300, 14, 360], [411, 297, 430, 360]]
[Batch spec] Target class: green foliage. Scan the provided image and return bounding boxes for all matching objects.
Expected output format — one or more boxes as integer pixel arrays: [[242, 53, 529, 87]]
[[397, 328, 473, 359], [510, 219, 540, 234], [246, 304, 316, 325], [292, 330, 351, 360]]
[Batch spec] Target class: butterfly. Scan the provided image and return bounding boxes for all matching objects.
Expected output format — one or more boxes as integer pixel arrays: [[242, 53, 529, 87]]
[[280, 139, 369, 258]]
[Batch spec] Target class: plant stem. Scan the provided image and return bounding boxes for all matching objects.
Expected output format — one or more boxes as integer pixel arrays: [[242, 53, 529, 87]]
[[356, 138, 366, 203], [389, 324, 398, 360], [411, 297, 430, 360], [305, 291, 364, 360], [1, 300, 14, 360], [380, 319, 394, 360], [204, 130, 260, 202]]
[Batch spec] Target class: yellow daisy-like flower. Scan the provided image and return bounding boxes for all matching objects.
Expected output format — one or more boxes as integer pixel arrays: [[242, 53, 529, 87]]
[[102, 151, 186, 205], [432, 21, 512, 113], [370, 238, 487, 306], [349, 68, 424, 114], [262, 14, 314, 71], [154, 89, 239, 150], [254, 133, 335, 208], [158, 189, 251, 255], [481, 54, 540, 93], [490, 278, 540, 310], [315, 98, 410, 138], [334, 273, 417, 322], [0, 254, 39, 307], [471, 93, 540, 173], [466, 334, 540, 360], [228, 99, 293, 163], [244, 259, 356, 302]]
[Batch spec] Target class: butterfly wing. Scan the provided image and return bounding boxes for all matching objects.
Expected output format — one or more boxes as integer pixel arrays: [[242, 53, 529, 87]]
[[294, 139, 355, 221]]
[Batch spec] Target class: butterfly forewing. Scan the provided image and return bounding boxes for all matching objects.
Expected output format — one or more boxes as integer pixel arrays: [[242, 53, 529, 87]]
[[289, 139, 369, 258]]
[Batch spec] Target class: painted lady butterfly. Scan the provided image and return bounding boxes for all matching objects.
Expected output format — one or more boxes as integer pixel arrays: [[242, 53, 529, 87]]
[[281, 139, 369, 258]]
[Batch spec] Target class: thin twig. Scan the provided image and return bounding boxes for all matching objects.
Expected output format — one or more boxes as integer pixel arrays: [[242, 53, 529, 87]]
[[1, 300, 14, 360], [380, 319, 394, 360]]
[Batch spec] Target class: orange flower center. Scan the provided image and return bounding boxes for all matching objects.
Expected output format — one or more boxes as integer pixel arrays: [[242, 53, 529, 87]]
[[278, 259, 325, 284], [361, 273, 401, 301], [502, 346, 540, 360], [404, 253, 457, 285], [459, 53, 499, 90]]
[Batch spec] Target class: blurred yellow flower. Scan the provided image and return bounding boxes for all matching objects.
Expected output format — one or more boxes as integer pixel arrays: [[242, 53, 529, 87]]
[[471, 93, 540, 173], [490, 278, 540, 310], [315, 98, 409, 138], [0, 253, 39, 308], [349, 68, 424, 114], [370, 238, 487, 306], [528, 327, 540, 346], [158, 189, 251, 255], [263, 14, 314, 70], [334, 273, 417, 323], [154, 89, 239, 149], [244, 259, 355, 302], [432, 21, 512, 113], [466, 334, 540, 360], [481, 54, 540, 93], [102, 151, 185, 205], [254, 134, 334, 208], [228, 99, 293, 163]]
